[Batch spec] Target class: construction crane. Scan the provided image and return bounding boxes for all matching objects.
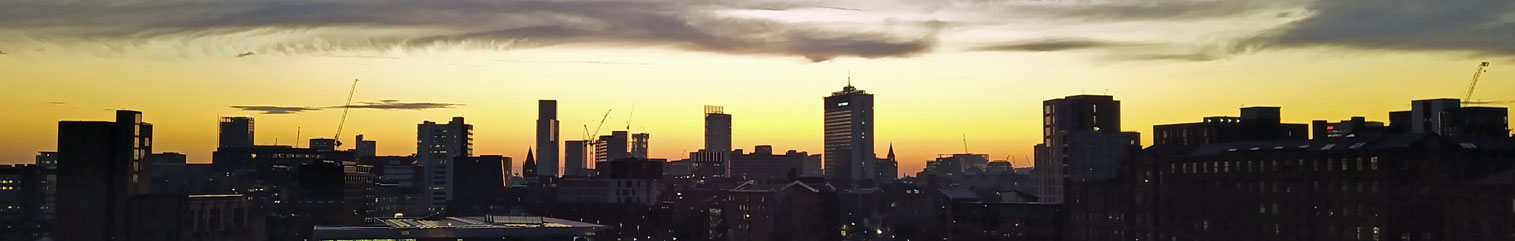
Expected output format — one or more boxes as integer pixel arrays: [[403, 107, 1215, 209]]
[[333, 79, 359, 147], [587, 109, 613, 141], [1463, 62, 1490, 105]]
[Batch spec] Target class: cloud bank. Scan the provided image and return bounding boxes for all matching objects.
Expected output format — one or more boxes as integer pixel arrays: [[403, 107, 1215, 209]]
[[232, 100, 462, 114]]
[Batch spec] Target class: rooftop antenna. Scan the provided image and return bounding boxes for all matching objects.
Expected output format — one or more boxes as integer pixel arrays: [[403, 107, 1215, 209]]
[[847, 70, 852, 86], [295, 127, 301, 148]]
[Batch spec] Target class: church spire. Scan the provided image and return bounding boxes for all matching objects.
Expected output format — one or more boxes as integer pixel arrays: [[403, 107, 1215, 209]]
[[523, 147, 537, 177], [887, 143, 896, 161]]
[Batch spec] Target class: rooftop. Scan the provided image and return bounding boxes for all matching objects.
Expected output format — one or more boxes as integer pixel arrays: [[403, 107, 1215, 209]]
[[313, 216, 608, 240]]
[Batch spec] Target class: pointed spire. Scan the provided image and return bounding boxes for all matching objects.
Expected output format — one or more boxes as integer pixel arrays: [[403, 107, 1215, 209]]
[[523, 147, 537, 177], [847, 70, 853, 87], [887, 143, 896, 161], [525, 147, 535, 163]]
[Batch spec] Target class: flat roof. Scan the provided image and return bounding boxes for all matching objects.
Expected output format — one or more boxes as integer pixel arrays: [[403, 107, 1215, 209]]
[[313, 216, 607, 240]]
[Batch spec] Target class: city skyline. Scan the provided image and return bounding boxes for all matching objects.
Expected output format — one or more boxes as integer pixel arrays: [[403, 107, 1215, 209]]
[[2, 79, 1513, 177], [3, 0, 1515, 177]]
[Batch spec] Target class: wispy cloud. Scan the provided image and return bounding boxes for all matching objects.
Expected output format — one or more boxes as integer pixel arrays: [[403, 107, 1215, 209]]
[[495, 59, 652, 65], [235, 51, 256, 57], [970, 38, 1150, 52], [230, 106, 322, 114], [0, 0, 940, 62], [333, 100, 463, 110], [1246, 0, 1515, 56], [46, 101, 66, 105]]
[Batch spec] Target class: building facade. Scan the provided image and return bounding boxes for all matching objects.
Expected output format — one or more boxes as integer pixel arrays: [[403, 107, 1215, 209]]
[[56, 110, 155, 241], [417, 117, 472, 213], [824, 83, 875, 188], [537, 100, 560, 178]]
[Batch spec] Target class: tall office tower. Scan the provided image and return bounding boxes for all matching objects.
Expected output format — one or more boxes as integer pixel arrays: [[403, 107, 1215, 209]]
[[1032, 95, 1124, 203], [537, 100, 560, 178], [595, 131, 629, 162], [704, 105, 732, 152], [823, 83, 874, 188], [630, 133, 650, 159], [57, 110, 153, 241], [354, 134, 377, 159], [218, 116, 253, 148], [1389, 98, 1511, 138], [417, 117, 472, 213], [34, 152, 57, 226], [564, 140, 589, 177]]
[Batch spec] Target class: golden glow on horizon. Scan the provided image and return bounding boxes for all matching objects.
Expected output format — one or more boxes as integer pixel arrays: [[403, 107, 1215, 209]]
[[1, 47, 1511, 176]]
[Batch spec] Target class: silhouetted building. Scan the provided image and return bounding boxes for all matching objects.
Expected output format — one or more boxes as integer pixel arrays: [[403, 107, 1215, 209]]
[[725, 181, 841, 241], [33, 152, 57, 235], [690, 149, 730, 179], [1151, 133, 1515, 241], [727, 146, 818, 181], [417, 117, 472, 213], [451, 155, 510, 215], [564, 140, 590, 177], [1312, 116, 1389, 139], [1389, 98, 1511, 139], [631, 133, 650, 159], [705, 105, 732, 152], [537, 100, 560, 178], [56, 110, 154, 241], [522, 149, 537, 178], [595, 131, 629, 163], [219, 116, 254, 148], [824, 83, 875, 188], [352, 134, 376, 159], [0, 164, 41, 241], [877, 145, 898, 182], [1033, 95, 1123, 203], [559, 158, 665, 204], [311, 216, 607, 241], [1152, 107, 1309, 147], [949, 202, 1063, 241], [147, 152, 193, 195], [309, 138, 338, 152]]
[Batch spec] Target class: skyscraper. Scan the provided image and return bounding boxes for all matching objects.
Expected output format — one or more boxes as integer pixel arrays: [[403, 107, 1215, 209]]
[[564, 140, 589, 177], [57, 110, 153, 241], [537, 100, 560, 178], [218, 116, 253, 148], [704, 105, 732, 152], [417, 117, 471, 213], [823, 83, 874, 188]]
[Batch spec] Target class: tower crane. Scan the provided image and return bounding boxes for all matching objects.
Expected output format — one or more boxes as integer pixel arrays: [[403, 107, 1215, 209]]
[[1463, 62, 1490, 105], [334, 79, 358, 147]]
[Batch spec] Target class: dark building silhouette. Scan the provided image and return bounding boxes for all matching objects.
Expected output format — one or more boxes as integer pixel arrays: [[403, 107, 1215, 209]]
[[595, 131, 630, 163], [631, 132, 651, 159], [309, 138, 338, 152], [876, 145, 898, 182], [725, 181, 841, 241], [56, 110, 154, 241], [1152, 107, 1309, 147], [219, 116, 254, 148], [1033, 95, 1124, 203], [564, 140, 590, 177], [705, 105, 732, 152], [1150, 133, 1515, 241], [34, 151, 57, 230], [727, 146, 819, 181], [417, 117, 471, 213], [690, 149, 730, 179], [450, 155, 510, 215], [824, 83, 875, 188], [1390, 98, 1511, 139], [0, 164, 42, 241], [537, 100, 560, 178], [522, 149, 537, 178], [1312, 116, 1389, 139], [352, 134, 376, 159]]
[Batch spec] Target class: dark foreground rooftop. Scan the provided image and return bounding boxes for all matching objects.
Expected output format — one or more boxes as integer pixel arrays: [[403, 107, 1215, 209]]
[[313, 216, 608, 240]]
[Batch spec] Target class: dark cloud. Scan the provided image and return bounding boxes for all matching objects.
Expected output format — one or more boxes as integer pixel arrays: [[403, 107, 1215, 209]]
[[1115, 52, 1222, 62], [332, 100, 462, 110], [970, 38, 1149, 52], [46, 101, 66, 105], [0, 0, 939, 62], [235, 51, 255, 57], [495, 59, 651, 65], [918, 0, 1298, 22], [1249, 0, 1515, 55], [231, 106, 321, 114], [0, 49, 7, 55]]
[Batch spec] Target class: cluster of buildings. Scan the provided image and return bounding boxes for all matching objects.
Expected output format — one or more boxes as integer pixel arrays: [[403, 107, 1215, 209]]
[[1, 83, 1512, 241]]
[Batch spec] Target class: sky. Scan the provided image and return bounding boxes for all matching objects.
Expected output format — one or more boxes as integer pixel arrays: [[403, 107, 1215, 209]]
[[2, 0, 1513, 176]]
